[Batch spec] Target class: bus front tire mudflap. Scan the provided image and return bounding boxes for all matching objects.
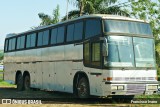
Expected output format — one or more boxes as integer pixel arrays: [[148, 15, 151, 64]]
[[24, 75, 30, 91], [77, 77, 90, 98], [17, 74, 24, 91]]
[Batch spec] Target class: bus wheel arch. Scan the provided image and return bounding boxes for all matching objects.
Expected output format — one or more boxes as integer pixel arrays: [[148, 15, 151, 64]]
[[16, 71, 24, 91], [73, 71, 90, 98], [23, 71, 30, 90]]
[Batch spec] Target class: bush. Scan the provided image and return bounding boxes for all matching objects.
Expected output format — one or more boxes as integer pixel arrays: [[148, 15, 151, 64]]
[[156, 65, 160, 75], [158, 75, 160, 81]]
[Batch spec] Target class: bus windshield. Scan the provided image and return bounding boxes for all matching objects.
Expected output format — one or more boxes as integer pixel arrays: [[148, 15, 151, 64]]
[[104, 36, 156, 68], [104, 20, 152, 36]]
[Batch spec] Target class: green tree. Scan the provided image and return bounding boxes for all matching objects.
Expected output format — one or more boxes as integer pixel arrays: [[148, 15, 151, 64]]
[[38, 13, 52, 26], [63, 0, 129, 20], [38, 5, 60, 26], [0, 51, 4, 60]]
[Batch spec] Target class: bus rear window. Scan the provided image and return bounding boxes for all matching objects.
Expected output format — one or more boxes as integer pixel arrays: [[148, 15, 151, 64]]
[[4, 39, 8, 52]]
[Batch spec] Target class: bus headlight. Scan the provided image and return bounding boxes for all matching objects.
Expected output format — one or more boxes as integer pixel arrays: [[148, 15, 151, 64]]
[[117, 85, 124, 90], [111, 86, 117, 90], [111, 85, 124, 90], [148, 85, 158, 90]]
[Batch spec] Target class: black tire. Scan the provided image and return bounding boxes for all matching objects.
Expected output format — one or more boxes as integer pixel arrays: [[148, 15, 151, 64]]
[[17, 74, 24, 91], [24, 75, 30, 91], [77, 77, 90, 98]]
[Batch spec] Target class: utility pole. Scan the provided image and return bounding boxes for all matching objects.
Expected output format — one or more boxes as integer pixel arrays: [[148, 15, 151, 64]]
[[66, 0, 69, 20]]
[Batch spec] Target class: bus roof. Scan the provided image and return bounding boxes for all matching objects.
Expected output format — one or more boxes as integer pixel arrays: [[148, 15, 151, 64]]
[[6, 14, 146, 38]]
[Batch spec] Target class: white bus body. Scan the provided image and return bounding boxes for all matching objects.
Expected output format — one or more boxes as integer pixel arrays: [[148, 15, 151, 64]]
[[3, 14, 158, 98]]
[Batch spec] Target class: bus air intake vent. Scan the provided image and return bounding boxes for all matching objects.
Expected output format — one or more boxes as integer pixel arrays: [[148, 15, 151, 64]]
[[126, 84, 145, 95]]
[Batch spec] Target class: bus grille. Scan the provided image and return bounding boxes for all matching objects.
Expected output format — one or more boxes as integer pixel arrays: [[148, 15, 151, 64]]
[[126, 84, 145, 95], [113, 77, 155, 81]]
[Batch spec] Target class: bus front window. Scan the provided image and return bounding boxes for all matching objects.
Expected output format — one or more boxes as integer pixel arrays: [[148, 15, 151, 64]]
[[133, 37, 155, 67], [104, 36, 134, 67], [104, 20, 152, 36], [104, 36, 156, 68]]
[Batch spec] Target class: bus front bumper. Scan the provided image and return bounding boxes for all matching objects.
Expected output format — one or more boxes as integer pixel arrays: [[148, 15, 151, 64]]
[[104, 81, 159, 96]]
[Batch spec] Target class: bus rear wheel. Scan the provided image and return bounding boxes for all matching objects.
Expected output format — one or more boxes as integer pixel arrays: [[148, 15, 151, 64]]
[[24, 75, 30, 91], [77, 77, 90, 98], [17, 74, 24, 91]]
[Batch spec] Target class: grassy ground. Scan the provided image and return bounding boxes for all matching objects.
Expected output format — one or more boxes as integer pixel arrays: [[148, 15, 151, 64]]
[[135, 94, 160, 98], [0, 70, 16, 87], [0, 73, 2, 77], [0, 80, 16, 87]]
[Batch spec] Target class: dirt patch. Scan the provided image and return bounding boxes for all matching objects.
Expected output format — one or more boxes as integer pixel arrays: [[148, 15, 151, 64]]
[[0, 87, 75, 99], [0, 87, 138, 107]]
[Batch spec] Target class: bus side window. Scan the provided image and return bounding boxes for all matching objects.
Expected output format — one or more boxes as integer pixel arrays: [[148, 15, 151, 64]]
[[37, 30, 49, 46], [26, 33, 36, 48], [67, 24, 74, 42], [37, 32, 43, 46], [84, 41, 101, 67], [91, 42, 101, 66], [84, 42, 90, 65], [12, 38, 16, 51], [57, 26, 65, 43], [51, 28, 58, 44], [17, 35, 25, 50], [43, 30, 49, 46], [8, 39, 12, 51], [30, 33, 36, 47], [8, 38, 16, 51], [74, 21, 83, 41], [85, 19, 101, 39], [20, 36, 25, 49], [17, 37, 21, 49]]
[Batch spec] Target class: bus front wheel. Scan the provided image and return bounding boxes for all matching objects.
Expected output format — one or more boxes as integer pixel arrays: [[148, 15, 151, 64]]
[[24, 75, 30, 90], [77, 77, 90, 98], [17, 74, 24, 91]]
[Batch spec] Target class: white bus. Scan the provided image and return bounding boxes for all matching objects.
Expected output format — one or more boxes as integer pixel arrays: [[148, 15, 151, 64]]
[[4, 14, 158, 98]]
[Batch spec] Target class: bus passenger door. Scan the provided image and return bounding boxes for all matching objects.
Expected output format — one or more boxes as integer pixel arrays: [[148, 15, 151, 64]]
[[83, 39, 103, 96]]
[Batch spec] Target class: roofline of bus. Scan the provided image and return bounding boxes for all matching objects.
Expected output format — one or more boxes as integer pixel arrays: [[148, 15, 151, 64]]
[[5, 14, 147, 39]]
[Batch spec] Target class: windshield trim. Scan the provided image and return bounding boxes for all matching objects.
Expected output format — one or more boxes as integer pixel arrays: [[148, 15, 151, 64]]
[[103, 32, 154, 39]]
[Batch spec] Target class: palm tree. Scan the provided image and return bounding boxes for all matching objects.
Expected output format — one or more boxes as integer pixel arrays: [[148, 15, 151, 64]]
[[38, 5, 60, 26], [62, 0, 129, 20], [38, 13, 52, 26]]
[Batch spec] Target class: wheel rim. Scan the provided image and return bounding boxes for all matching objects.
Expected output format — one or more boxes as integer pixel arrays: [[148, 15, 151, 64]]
[[78, 80, 88, 97], [79, 83, 87, 96]]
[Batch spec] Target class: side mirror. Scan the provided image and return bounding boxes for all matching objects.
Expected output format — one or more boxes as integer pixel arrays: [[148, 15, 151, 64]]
[[103, 38, 108, 57]]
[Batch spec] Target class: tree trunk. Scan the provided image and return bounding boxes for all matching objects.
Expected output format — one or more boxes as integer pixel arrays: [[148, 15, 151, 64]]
[[79, 0, 84, 16]]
